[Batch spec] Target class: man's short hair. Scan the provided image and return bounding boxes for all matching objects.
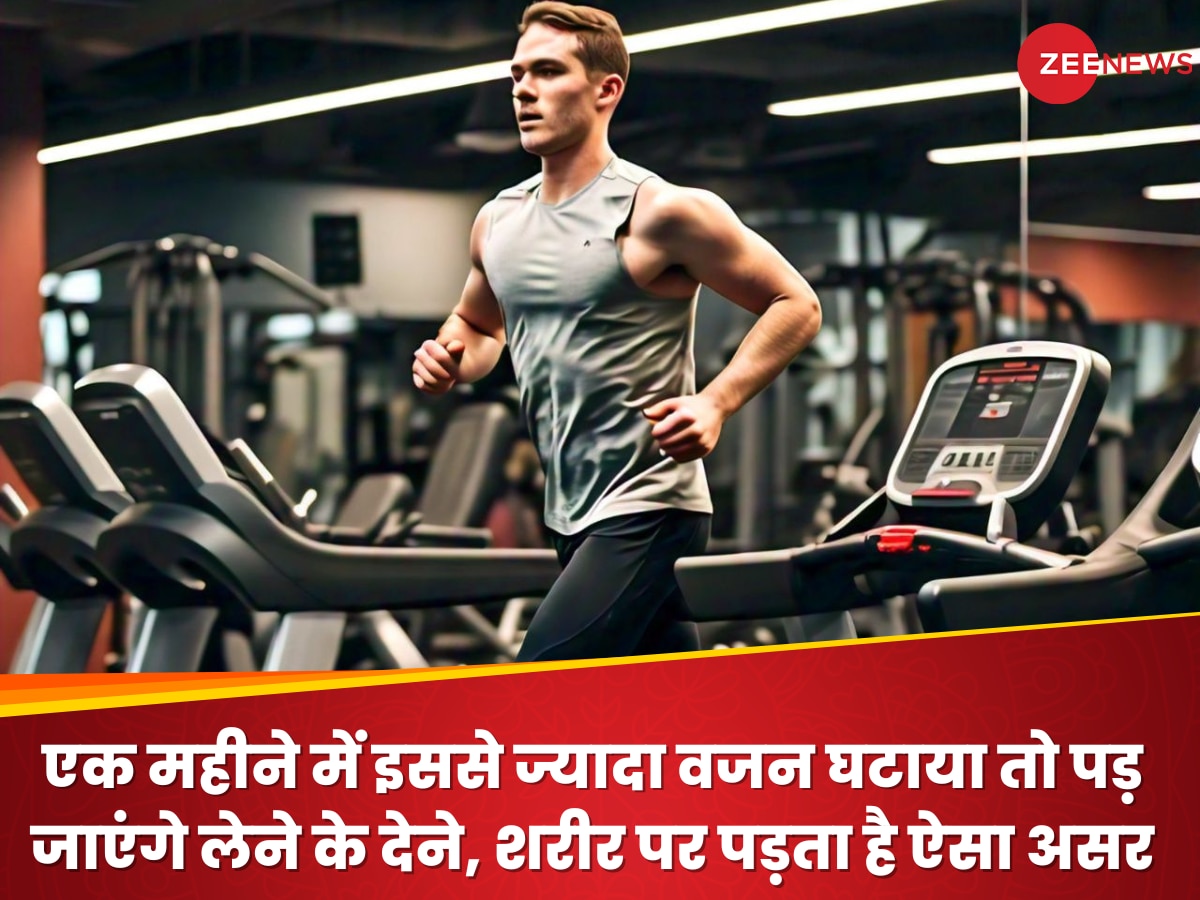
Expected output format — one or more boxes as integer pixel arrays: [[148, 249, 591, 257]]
[[519, 2, 630, 83]]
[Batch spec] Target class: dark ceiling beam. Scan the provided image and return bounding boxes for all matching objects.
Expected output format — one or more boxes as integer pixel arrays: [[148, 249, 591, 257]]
[[245, 0, 514, 52], [44, 0, 334, 76]]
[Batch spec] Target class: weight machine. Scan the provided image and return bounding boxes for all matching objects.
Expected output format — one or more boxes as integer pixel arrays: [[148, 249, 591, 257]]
[[44, 234, 337, 440]]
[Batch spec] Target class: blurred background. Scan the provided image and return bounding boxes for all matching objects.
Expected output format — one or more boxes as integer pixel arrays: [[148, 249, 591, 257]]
[[0, 0, 1197, 666]]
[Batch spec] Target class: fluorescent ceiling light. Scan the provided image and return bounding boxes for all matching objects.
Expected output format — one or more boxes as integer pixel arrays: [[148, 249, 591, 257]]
[[927, 124, 1200, 164], [38, 60, 510, 165], [770, 46, 1198, 117], [770, 73, 1020, 116], [39, 0, 952, 165], [622, 0, 951, 53], [1143, 181, 1200, 200]]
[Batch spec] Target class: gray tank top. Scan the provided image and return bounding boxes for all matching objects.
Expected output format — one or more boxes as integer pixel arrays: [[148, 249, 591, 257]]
[[482, 157, 712, 535]]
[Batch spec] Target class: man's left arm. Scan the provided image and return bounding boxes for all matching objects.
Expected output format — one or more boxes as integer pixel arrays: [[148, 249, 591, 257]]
[[643, 187, 822, 462]]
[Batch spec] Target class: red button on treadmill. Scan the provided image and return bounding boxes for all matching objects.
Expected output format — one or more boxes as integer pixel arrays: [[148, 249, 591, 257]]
[[873, 526, 921, 553]]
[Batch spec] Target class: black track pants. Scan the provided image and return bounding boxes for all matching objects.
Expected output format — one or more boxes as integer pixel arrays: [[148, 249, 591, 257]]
[[516, 510, 711, 662]]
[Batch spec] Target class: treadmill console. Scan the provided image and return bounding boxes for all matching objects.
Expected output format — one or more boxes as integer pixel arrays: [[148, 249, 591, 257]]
[[0, 383, 128, 515], [74, 365, 230, 505], [75, 401, 196, 503], [887, 342, 1109, 537]]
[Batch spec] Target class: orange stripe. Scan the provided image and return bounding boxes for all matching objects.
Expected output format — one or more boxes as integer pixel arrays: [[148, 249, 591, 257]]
[[2, 611, 1198, 717], [0, 671, 378, 704]]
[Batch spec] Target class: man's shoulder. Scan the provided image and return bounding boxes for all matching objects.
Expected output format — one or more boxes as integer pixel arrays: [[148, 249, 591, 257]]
[[475, 173, 542, 239], [609, 157, 659, 188], [493, 171, 542, 201], [630, 178, 727, 237]]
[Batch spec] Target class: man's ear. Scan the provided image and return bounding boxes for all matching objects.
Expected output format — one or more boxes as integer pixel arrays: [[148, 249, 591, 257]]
[[596, 73, 624, 111]]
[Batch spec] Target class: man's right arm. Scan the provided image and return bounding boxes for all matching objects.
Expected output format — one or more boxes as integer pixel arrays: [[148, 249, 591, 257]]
[[413, 203, 507, 392]]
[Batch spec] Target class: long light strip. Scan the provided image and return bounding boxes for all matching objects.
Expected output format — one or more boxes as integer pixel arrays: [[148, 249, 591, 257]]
[[927, 124, 1200, 164], [621, 0, 951, 52], [769, 47, 1198, 117], [1143, 181, 1200, 200], [770, 73, 1019, 116], [38, 0, 953, 165], [38, 61, 510, 165]]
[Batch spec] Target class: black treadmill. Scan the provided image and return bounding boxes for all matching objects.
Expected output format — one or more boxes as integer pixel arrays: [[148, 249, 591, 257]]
[[674, 341, 1111, 640], [917, 408, 1200, 629], [0, 380, 413, 673], [0, 382, 133, 673], [72, 364, 560, 671]]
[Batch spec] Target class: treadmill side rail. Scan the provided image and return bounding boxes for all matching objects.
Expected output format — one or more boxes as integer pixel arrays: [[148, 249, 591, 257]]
[[917, 553, 1150, 632], [675, 549, 800, 621], [1138, 528, 1200, 567]]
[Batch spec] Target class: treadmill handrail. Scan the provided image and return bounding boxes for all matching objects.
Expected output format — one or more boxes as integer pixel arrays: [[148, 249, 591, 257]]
[[98, 500, 559, 613], [1137, 528, 1200, 567], [675, 524, 1073, 623], [917, 552, 1149, 631], [399, 524, 494, 549], [800, 526, 1071, 574], [1, 484, 29, 520], [226, 439, 308, 532]]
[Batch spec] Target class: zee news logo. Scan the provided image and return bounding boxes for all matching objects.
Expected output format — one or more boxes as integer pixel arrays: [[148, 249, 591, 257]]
[[1018, 23, 1194, 104], [1039, 51, 1193, 77]]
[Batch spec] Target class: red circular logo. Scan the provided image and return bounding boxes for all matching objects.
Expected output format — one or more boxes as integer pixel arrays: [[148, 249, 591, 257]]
[[1018, 23, 1098, 104]]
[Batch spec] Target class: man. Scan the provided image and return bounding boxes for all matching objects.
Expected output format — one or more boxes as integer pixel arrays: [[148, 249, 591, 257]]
[[413, 2, 822, 662]]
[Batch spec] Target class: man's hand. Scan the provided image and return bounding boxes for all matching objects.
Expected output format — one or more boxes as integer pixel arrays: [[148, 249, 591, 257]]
[[413, 338, 465, 394], [643, 395, 726, 463]]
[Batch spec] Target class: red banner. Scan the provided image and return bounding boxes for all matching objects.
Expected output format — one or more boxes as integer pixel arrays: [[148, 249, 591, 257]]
[[2, 615, 1197, 896]]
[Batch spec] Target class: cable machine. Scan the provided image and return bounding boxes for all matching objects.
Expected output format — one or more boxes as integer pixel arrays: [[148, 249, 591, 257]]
[[45, 234, 337, 439]]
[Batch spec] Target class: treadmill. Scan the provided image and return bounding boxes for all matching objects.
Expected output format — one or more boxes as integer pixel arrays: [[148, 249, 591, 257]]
[[0, 383, 133, 673], [917, 407, 1200, 629], [72, 364, 560, 671], [675, 342, 1111, 640]]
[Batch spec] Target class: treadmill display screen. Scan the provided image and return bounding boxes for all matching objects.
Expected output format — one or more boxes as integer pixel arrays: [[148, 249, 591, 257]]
[[0, 412, 75, 506], [915, 359, 1077, 442], [75, 401, 194, 503]]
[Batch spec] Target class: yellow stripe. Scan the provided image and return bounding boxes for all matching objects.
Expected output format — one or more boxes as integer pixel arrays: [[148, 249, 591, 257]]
[[3, 610, 1196, 717]]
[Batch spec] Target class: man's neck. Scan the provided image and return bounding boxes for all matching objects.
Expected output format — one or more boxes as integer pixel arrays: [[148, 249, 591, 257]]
[[538, 139, 614, 205]]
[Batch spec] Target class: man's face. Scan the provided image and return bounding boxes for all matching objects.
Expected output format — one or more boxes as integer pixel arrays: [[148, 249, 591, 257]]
[[510, 22, 607, 156]]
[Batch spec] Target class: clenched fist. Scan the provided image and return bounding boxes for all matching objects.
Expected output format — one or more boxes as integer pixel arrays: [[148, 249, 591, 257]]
[[643, 394, 726, 463], [412, 338, 465, 395]]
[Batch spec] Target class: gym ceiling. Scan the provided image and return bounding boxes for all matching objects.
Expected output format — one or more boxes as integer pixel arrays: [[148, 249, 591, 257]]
[[10, 0, 1200, 236]]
